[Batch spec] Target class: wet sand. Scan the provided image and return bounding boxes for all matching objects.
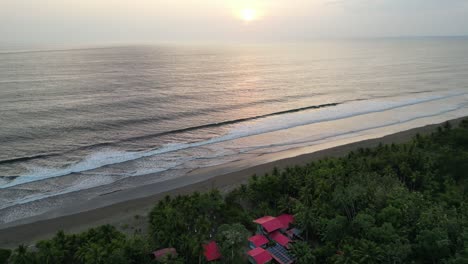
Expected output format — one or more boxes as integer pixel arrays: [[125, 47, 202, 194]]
[[0, 117, 465, 248]]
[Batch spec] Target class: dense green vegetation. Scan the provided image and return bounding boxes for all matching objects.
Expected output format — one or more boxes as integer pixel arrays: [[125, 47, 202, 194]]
[[2, 120, 468, 264], [0, 249, 11, 264]]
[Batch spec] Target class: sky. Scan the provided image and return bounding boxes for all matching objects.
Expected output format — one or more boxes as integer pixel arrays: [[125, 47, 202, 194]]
[[1, 0, 468, 46]]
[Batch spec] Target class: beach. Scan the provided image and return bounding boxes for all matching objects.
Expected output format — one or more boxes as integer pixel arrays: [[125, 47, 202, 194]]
[[1, 41, 468, 250], [0, 116, 465, 249], [2, 2, 468, 262]]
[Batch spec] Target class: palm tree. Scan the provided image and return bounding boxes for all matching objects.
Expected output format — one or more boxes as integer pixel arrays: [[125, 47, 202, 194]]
[[332, 245, 357, 264], [9, 245, 35, 264], [351, 240, 384, 264], [277, 195, 294, 214], [215, 223, 249, 263], [36, 240, 65, 264], [291, 241, 316, 264], [294, 202, 316, 240], [76, 242, 106, 264]]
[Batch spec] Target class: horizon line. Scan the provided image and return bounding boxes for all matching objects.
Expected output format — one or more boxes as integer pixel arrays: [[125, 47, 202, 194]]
[[1, 35, 468, 54]]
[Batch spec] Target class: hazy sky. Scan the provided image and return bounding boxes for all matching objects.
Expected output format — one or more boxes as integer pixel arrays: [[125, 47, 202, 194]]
[[1, 0, 468, 46]]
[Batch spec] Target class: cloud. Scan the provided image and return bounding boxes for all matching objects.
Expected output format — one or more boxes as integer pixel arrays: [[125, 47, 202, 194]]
[[325, 0, 468, 11], [0, 0, 467, 45]]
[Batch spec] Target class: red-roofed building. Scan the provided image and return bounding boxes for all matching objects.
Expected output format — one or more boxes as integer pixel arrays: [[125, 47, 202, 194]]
[[276, 214, 294, 230], [248, 234, 269, 249], [253, 216, 283, 234], [152, 248, 177, 260], [203, 241, 221, 262], [247, 247, 273, 264], [253, 216, 276, 225], [248, 215, 300, 263], [270, 231, 292, 249]]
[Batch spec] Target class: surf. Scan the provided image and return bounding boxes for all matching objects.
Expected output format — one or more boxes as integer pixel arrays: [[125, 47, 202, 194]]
[[1, 91, 465, 189]]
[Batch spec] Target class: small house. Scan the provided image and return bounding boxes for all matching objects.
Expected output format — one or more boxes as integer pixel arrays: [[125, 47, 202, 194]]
[[276, 214, 294, 230], [270, 231, 292, 249], [248, 234, 269, 249], [152, 248, 177, 261], [253, 216, 283, 234], [203, 241, 221, 262], [247, 247, 273, 264]]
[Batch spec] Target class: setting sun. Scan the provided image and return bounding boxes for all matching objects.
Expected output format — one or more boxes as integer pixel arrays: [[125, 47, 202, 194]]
[[240, 8, 257, 22]]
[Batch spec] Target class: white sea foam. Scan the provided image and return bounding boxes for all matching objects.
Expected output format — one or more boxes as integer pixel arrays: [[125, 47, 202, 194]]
[[1, 96, 467, 212], [229, 92, 467, 137], [237, 102, 468, 154], [1, 91, 466, 189], [0, 175, 116, 211]]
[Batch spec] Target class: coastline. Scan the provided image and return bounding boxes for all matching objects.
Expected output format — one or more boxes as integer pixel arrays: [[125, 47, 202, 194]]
[[0, 116, 466, 248]]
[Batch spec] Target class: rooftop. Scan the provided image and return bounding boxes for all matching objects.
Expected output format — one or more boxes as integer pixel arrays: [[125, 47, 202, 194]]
[[247, 247, 273, 264], [203, 241, 221, 261], [248, 234, 269, 248], [270, 231, 292, 248], [276, 214, 294, 229], [152, 248, 177, 260], [253, 216, 283, 233]]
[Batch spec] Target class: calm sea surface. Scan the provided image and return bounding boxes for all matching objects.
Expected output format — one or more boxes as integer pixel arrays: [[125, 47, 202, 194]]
[[1, 39, 468, 221]]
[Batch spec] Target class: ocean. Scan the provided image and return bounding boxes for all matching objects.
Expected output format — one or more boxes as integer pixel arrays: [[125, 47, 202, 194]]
[[1, 38, 468, 223]]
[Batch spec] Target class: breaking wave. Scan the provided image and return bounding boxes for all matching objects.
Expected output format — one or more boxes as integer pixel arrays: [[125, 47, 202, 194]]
[[1, 92, 465, 188]]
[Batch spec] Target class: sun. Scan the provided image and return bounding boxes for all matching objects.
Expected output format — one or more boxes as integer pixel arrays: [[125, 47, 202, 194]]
[[240, 8, 257, 22]]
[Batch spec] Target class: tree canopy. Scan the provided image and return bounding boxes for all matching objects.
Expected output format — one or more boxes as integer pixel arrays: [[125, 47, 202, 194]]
[[2, 119, 468, 264]]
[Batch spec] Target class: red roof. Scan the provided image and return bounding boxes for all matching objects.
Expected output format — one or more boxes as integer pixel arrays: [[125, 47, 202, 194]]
[[270, 231, 292, 247], [203, 241, 221, 261], [253, 216, 282, 233], [254, 216, 276, 225], [248, 234, 269, 247], [247, 247, 273, 264], [153, 248, 177, 260], [276, 214, 294, 229]]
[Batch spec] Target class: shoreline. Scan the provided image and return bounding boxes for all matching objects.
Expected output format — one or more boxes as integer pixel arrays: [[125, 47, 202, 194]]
[[0, 116, 466, 248]]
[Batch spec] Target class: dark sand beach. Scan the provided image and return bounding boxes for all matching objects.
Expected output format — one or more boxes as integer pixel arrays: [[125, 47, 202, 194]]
[[0, 117, 466, 248]]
